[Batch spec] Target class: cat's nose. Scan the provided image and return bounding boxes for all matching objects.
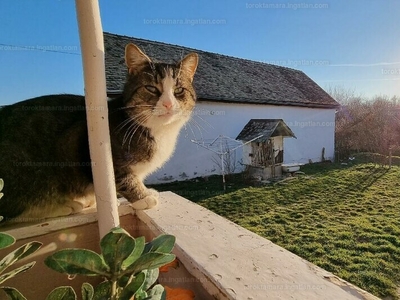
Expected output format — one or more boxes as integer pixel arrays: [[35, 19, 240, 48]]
[[162, 100, 173, 110]]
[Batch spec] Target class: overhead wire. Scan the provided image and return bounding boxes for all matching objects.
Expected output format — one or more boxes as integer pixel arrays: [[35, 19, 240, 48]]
[[0, 43, 80, 56]]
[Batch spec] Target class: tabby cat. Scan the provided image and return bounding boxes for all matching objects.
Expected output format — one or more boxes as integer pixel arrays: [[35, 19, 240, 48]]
[[0, 43, 198, 223]]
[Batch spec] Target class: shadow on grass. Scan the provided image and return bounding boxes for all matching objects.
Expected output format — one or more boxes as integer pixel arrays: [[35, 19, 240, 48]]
[[351, 165, 390, 192], [151, 162, 392, 203], [149, 173, 249, 202]]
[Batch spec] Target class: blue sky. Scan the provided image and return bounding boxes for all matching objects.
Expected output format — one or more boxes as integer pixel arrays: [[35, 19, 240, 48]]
[[0, 0, 399, 106]]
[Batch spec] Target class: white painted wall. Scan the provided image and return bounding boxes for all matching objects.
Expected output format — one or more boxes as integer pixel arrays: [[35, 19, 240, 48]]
[[146, 101, 336, 184]]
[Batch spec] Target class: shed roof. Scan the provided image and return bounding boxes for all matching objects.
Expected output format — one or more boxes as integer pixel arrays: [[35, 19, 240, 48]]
[[236, 119, 296, 143], [104, 32, 339, 109]]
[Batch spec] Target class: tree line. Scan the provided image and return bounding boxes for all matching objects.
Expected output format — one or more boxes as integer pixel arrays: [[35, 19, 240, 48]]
[[328, 87, 400, 163]]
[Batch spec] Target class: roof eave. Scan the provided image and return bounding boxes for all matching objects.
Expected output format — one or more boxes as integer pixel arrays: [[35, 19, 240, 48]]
[[197, 97, 340, 109]]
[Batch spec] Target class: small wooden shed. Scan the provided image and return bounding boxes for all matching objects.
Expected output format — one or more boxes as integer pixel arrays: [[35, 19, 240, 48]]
[[236, 119, 296, 179]]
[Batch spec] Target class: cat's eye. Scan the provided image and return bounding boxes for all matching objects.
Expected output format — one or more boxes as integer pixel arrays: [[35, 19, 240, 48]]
[[145, 85, 159, 94], [174, 87, 184, 95]]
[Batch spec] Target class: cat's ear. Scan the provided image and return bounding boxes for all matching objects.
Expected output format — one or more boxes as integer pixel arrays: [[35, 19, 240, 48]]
[[178, 53, 199, 82], [125, 43, 152, 74]]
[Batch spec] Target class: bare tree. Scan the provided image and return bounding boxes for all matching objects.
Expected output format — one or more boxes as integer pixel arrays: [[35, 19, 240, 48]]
[[328, 86, 400, 165], [326, 85, 359, 105]]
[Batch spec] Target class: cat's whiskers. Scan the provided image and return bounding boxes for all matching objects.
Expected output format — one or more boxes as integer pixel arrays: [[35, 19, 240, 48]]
[[185, 122, 198, 141], [111, 104, 153, 114], [127, 113, 152, 151], [187, 119, 205, 141], [122, 115, 148, 145], [122, 121, 137, 146], [182, 112, 212, 142], [137, 121, 149, 145], [190, 118, 205, 132], [124, 122, 142, 151], [121, 110, 151, 147], [118, 109, 147, 134], [193, 112, 213, 130], [116, 117, 135, 133], [114, 105, 155, 133], [193, 116, 212, 132], [123, 110, 152, 150]]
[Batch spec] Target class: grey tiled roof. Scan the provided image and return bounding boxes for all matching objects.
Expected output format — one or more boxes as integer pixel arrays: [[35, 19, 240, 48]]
[[104, 32, 339, 108], [236, 119, 296, 142]]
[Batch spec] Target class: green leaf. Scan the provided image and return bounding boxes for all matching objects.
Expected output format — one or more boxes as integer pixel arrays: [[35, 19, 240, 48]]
[[0, 241, 42, 273], [81, 283, 94, 300], [117, 268, 158, 293], [134, 289, 147, 300], [119, 271, 146, 300], [117, 275, 130, 288], [0, 262, 36, 285], [142, 268, 159, 291], [147, 284, 166, 300], [121, 236, 145, 270], [100, 227, 136, 273], [92, 281, 111, 300], [144, 235, 175, 254], [0, 287, 27, 300], [45, 286, 77, 300], [123, 253, 175, 276], [0, 233, 15, 250], [45, 249, 109, 277]]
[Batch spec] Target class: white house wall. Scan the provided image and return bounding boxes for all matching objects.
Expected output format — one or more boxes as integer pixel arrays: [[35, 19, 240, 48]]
[[146, 101, 336, 184]]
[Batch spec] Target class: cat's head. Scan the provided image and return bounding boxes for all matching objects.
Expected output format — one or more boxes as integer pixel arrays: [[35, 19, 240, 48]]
[[122, 43, 198, 130]]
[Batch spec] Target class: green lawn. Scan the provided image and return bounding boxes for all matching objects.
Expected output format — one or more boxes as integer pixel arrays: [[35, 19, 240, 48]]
[[152, 162, 400, 299]]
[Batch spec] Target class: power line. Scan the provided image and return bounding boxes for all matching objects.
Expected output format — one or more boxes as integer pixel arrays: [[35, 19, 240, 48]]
[[0, 43, 81, 56]]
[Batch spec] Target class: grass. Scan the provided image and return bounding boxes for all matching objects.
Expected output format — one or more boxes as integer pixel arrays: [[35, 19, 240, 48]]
[[151, 162, 400, 299]]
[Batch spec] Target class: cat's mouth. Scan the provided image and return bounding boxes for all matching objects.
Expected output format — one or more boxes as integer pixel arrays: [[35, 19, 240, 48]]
[[157, 111, 172, 117], [150, 110, 178, 126], [150, 108, 191, 126], [154, 109, 179, 118]]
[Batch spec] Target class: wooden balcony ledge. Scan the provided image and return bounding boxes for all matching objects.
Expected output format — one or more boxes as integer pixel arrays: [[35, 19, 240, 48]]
[[1, 192, 379, 300]]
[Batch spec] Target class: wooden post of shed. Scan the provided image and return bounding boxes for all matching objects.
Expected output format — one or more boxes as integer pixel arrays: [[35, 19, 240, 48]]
[[75, 0, 120, 237]]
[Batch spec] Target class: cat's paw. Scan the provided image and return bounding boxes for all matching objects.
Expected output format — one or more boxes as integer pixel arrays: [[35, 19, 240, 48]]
[[47, 200, 86, 218], [130, 189, 159, 210], [74, 194, 96, 209]]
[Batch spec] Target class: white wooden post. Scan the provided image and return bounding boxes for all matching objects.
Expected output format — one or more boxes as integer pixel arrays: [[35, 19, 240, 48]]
[[75, 0, 120, 237]]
